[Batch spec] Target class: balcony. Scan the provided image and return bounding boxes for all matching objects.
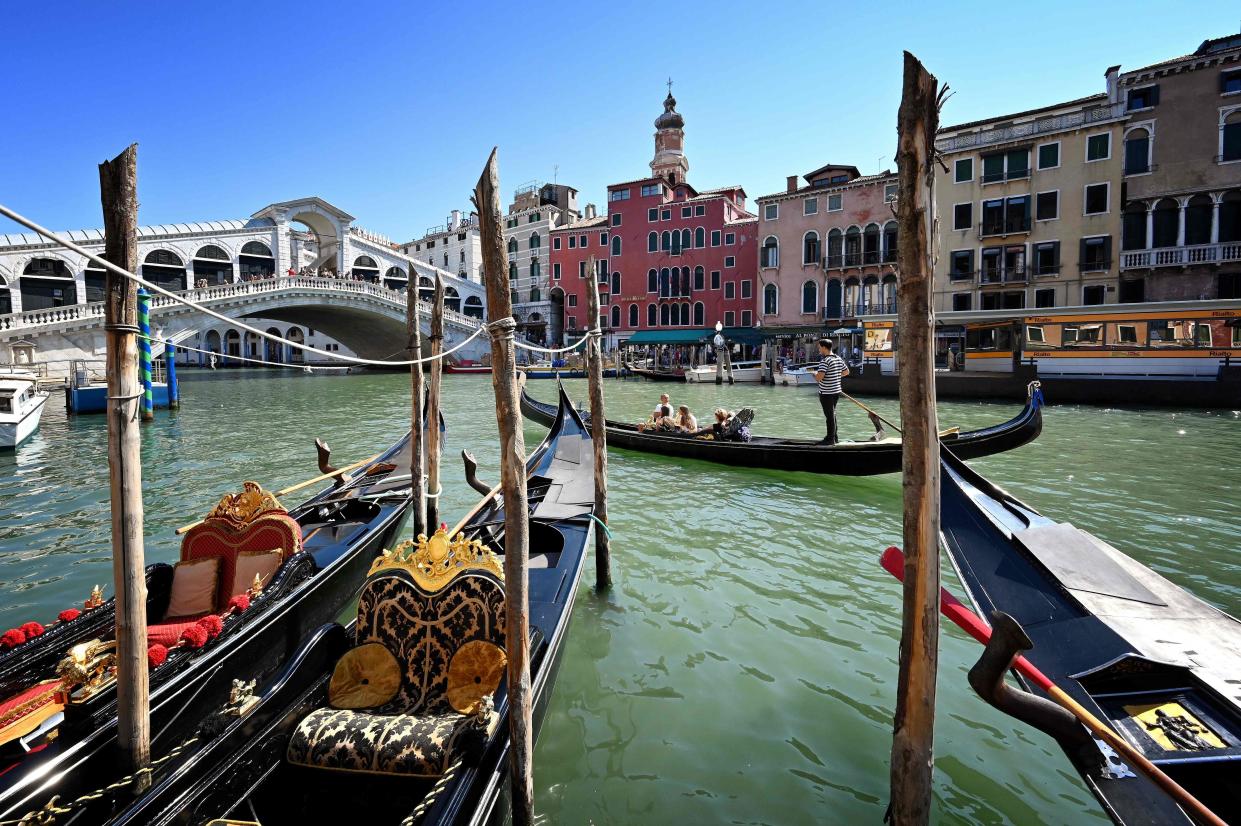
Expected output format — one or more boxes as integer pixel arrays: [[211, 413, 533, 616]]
[[979, 267, 1027, 285], [981, 168, 1030, 184], [1120, 242, 1241, 270], [829, 301, 898, 318], [936, 101, 1126, 153], [979, 217, 1031, 239]]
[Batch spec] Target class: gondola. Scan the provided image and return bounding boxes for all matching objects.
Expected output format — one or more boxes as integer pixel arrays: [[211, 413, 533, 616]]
[[108, 384, 595, 826], [0, 433, 414, 823], [625, 363, 685, 382], [938, 446, 1241, 825], [520, 381, 1043, 476]]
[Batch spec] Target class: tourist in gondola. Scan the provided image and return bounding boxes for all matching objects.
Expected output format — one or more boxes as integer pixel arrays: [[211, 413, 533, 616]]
[[814, 338, 849, 445], [675, 405, 697, 433], [653, 393, 673, 420]]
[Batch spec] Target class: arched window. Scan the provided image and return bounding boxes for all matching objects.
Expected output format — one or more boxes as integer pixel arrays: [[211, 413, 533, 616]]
[[648, 231, 658, 252], [671, 230, 681, 255], [1219, 191, 1241, 243], [881, 274, 898, 313], [648, 303, 658, 326], [1186, 194, 1213, 246], [693, 266, 705, 291], [693, 301, 705, 326], [695, 227, 705, 248], [529, 233, 541, 249], [680, 267, 690, 297], [660, 267, 670, 298], [611, 272, 620, 295], [1152, 198, 1179, 248], [530, 260, 540, 279], [1124, 127, 1151, 175], [803, 232, 820, 266], [444, 286, 460, 312], [383, 266, 406, 290], [862, 275, 879, 313], [827, 229, 843, 267], [660, 303, 670, 326], [630, 304, 639, 327], [145, 249, 183, 267], [761, 235, 779, 268], [661, 231, 671, 251], [862, 224, 881, 264], [507, 238, 518, 254], [844, 227, 862, 266], [648, 269, 658, 292], [240, 241, 273, 258], [802, 280, 818, 314], [610, 305, 621, 328], [530, 285, 541, 302], [825, 278, 843, 318], [463, 295, 484, 319], [141, 250, 186, 292], [195, 245, 229, 260], [680, 229, 691, 251], [509, 261, 517, 280], [844, 277, 861, 315], [611, 235, 621, 256], [763, 283, 778, 315], [882, 222, 898, 263], [681, 302, 691, 326]]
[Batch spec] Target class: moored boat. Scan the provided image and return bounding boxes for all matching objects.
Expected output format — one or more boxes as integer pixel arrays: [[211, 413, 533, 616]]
[[108, 384, 595, 826], [0, 435, 414, 822], [521, 381, 1043, 476], [776, 362, 821, 387], [936, 447, 1241, 825], [684, 360, 764, 383], [0, 374, 48, 450], [625, 363, 686, 382], [444, 361, 492, 375]]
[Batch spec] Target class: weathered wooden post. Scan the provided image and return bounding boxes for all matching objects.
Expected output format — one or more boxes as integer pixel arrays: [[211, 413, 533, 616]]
[[426, 272, 445, 529], [406, 275, 427, 538], [584, 257, 611, 590], [474, 148, 535, 826], [889, 51, 942, 826], [99, 144, 150, 773]]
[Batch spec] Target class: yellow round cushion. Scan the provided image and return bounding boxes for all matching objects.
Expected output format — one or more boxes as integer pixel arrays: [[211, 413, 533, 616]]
[[446, 641, 507, 714], [328, 643, 401, 709]]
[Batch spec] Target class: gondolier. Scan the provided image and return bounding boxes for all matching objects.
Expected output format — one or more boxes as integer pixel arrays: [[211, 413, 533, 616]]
[[814, 339, 849, 445]]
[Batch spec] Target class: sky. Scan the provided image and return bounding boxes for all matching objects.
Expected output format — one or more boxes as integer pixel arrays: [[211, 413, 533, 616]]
[[2, 1, 1239, 242]]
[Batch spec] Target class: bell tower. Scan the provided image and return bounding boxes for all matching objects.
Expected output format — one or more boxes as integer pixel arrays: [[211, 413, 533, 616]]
[[650, 81, 689, 185]]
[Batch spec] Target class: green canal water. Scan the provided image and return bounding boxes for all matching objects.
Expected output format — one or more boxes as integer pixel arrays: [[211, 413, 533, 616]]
[[2, 370, 1238, 825]]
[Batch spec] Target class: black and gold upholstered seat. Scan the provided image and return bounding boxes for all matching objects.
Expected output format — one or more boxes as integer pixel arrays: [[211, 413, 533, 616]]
[[286, 527, 506, 777]]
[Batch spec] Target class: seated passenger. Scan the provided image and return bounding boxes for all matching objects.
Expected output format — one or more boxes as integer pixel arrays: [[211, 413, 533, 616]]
[[652, 393, 673, 420], [675, 405, 697, 433]]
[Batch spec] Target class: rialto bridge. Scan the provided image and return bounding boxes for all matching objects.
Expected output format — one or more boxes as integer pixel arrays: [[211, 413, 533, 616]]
[[0, 198, 488, 374]]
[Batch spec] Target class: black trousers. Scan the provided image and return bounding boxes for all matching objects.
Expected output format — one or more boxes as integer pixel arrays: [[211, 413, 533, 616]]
[[818, 393, 840, 444]]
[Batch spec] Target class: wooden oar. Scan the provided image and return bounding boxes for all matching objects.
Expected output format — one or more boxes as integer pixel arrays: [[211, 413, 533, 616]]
[[842, 391, 900, 437], [446, 481, 503, 538], [880, 547, 1228, 826], [174, 452, 381, 535]]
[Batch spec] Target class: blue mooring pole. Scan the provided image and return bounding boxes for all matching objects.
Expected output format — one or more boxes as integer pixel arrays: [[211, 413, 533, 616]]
[[165, 341, 180, 410], [137, 288, 154, 422]]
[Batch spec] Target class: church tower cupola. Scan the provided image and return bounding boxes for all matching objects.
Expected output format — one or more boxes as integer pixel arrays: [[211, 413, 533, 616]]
[[650, 82, 689, 185]]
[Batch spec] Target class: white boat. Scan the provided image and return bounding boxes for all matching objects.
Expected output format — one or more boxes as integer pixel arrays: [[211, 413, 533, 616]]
[[776, 362, 820, 387], [0, 375, 49, 450], [684, 360, 765, 383]]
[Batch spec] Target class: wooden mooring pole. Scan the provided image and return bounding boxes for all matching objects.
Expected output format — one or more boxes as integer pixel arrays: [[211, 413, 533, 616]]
[[474, 148, 535, 826], [584, 257, 611, 591], [888, 51, 942, 826], [406, 276, 427, 538], [426, 273, 445, 529], [99, 144, 151, 773]]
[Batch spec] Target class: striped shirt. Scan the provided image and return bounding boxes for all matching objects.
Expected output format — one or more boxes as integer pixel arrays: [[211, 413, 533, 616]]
[[816, 354, 846, 395]]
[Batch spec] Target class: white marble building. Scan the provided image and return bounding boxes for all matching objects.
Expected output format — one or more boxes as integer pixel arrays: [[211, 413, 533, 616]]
[[503, 182, 579, 345], [398, 210, 482, 285]]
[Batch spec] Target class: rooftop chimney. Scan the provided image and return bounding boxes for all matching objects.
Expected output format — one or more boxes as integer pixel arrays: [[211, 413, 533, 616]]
[[1105, 65, 1121, 104], [449, 209, 461, 230], [584, 203, 597, 220], [786, 175, 799, 193]]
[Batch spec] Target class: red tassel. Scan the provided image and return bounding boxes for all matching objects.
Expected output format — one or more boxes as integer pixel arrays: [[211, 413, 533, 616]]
[[227, 594, 251, 613], [197, 615, 224, 639], [0, 629, 27, 649], [179, 625, 209, 649], [58, 608, 82, 623], [147, 644, 168, 668], [20, 622, 45, 638]]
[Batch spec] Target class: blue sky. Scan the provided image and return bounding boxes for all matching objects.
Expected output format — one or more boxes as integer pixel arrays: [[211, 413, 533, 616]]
[[2, 1, 1238, 241]]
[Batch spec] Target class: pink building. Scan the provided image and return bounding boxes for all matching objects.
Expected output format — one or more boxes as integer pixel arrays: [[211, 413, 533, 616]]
[[754, 165, 900, 331]]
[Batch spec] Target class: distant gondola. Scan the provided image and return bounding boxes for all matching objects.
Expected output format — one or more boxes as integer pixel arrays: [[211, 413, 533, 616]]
[[939, 447, 1241, 825], [0, 433, 414, 822], [107, 384, 595, 826], [624, 364, 686, 382], [520, 382, 1043, 476]]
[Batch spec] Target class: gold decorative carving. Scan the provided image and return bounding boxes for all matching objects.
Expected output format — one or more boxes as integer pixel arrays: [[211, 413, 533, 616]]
[[57, 639, 117, 701], [368, 525, 503, 591], [207, 482, 285, 524], [225, 678, 259, 717], [85, 584, 104, 610]]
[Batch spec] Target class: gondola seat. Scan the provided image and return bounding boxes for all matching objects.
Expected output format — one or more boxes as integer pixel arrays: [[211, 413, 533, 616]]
[[148, 482, 301, 642], [287, 527, 505, 778]]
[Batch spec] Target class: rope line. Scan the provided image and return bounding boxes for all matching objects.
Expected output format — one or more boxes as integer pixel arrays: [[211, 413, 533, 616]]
[[512, 327, 599, 355], [0, 203, 483, 368]]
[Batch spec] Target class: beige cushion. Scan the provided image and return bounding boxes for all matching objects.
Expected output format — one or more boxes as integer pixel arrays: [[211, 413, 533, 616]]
[[232, 549, 282, 597], [166, 557, 220, 619]]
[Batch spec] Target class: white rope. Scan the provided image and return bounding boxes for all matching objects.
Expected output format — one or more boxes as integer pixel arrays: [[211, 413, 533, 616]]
[[513, 328, 600, 355], [0, 202, 483, 368]]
